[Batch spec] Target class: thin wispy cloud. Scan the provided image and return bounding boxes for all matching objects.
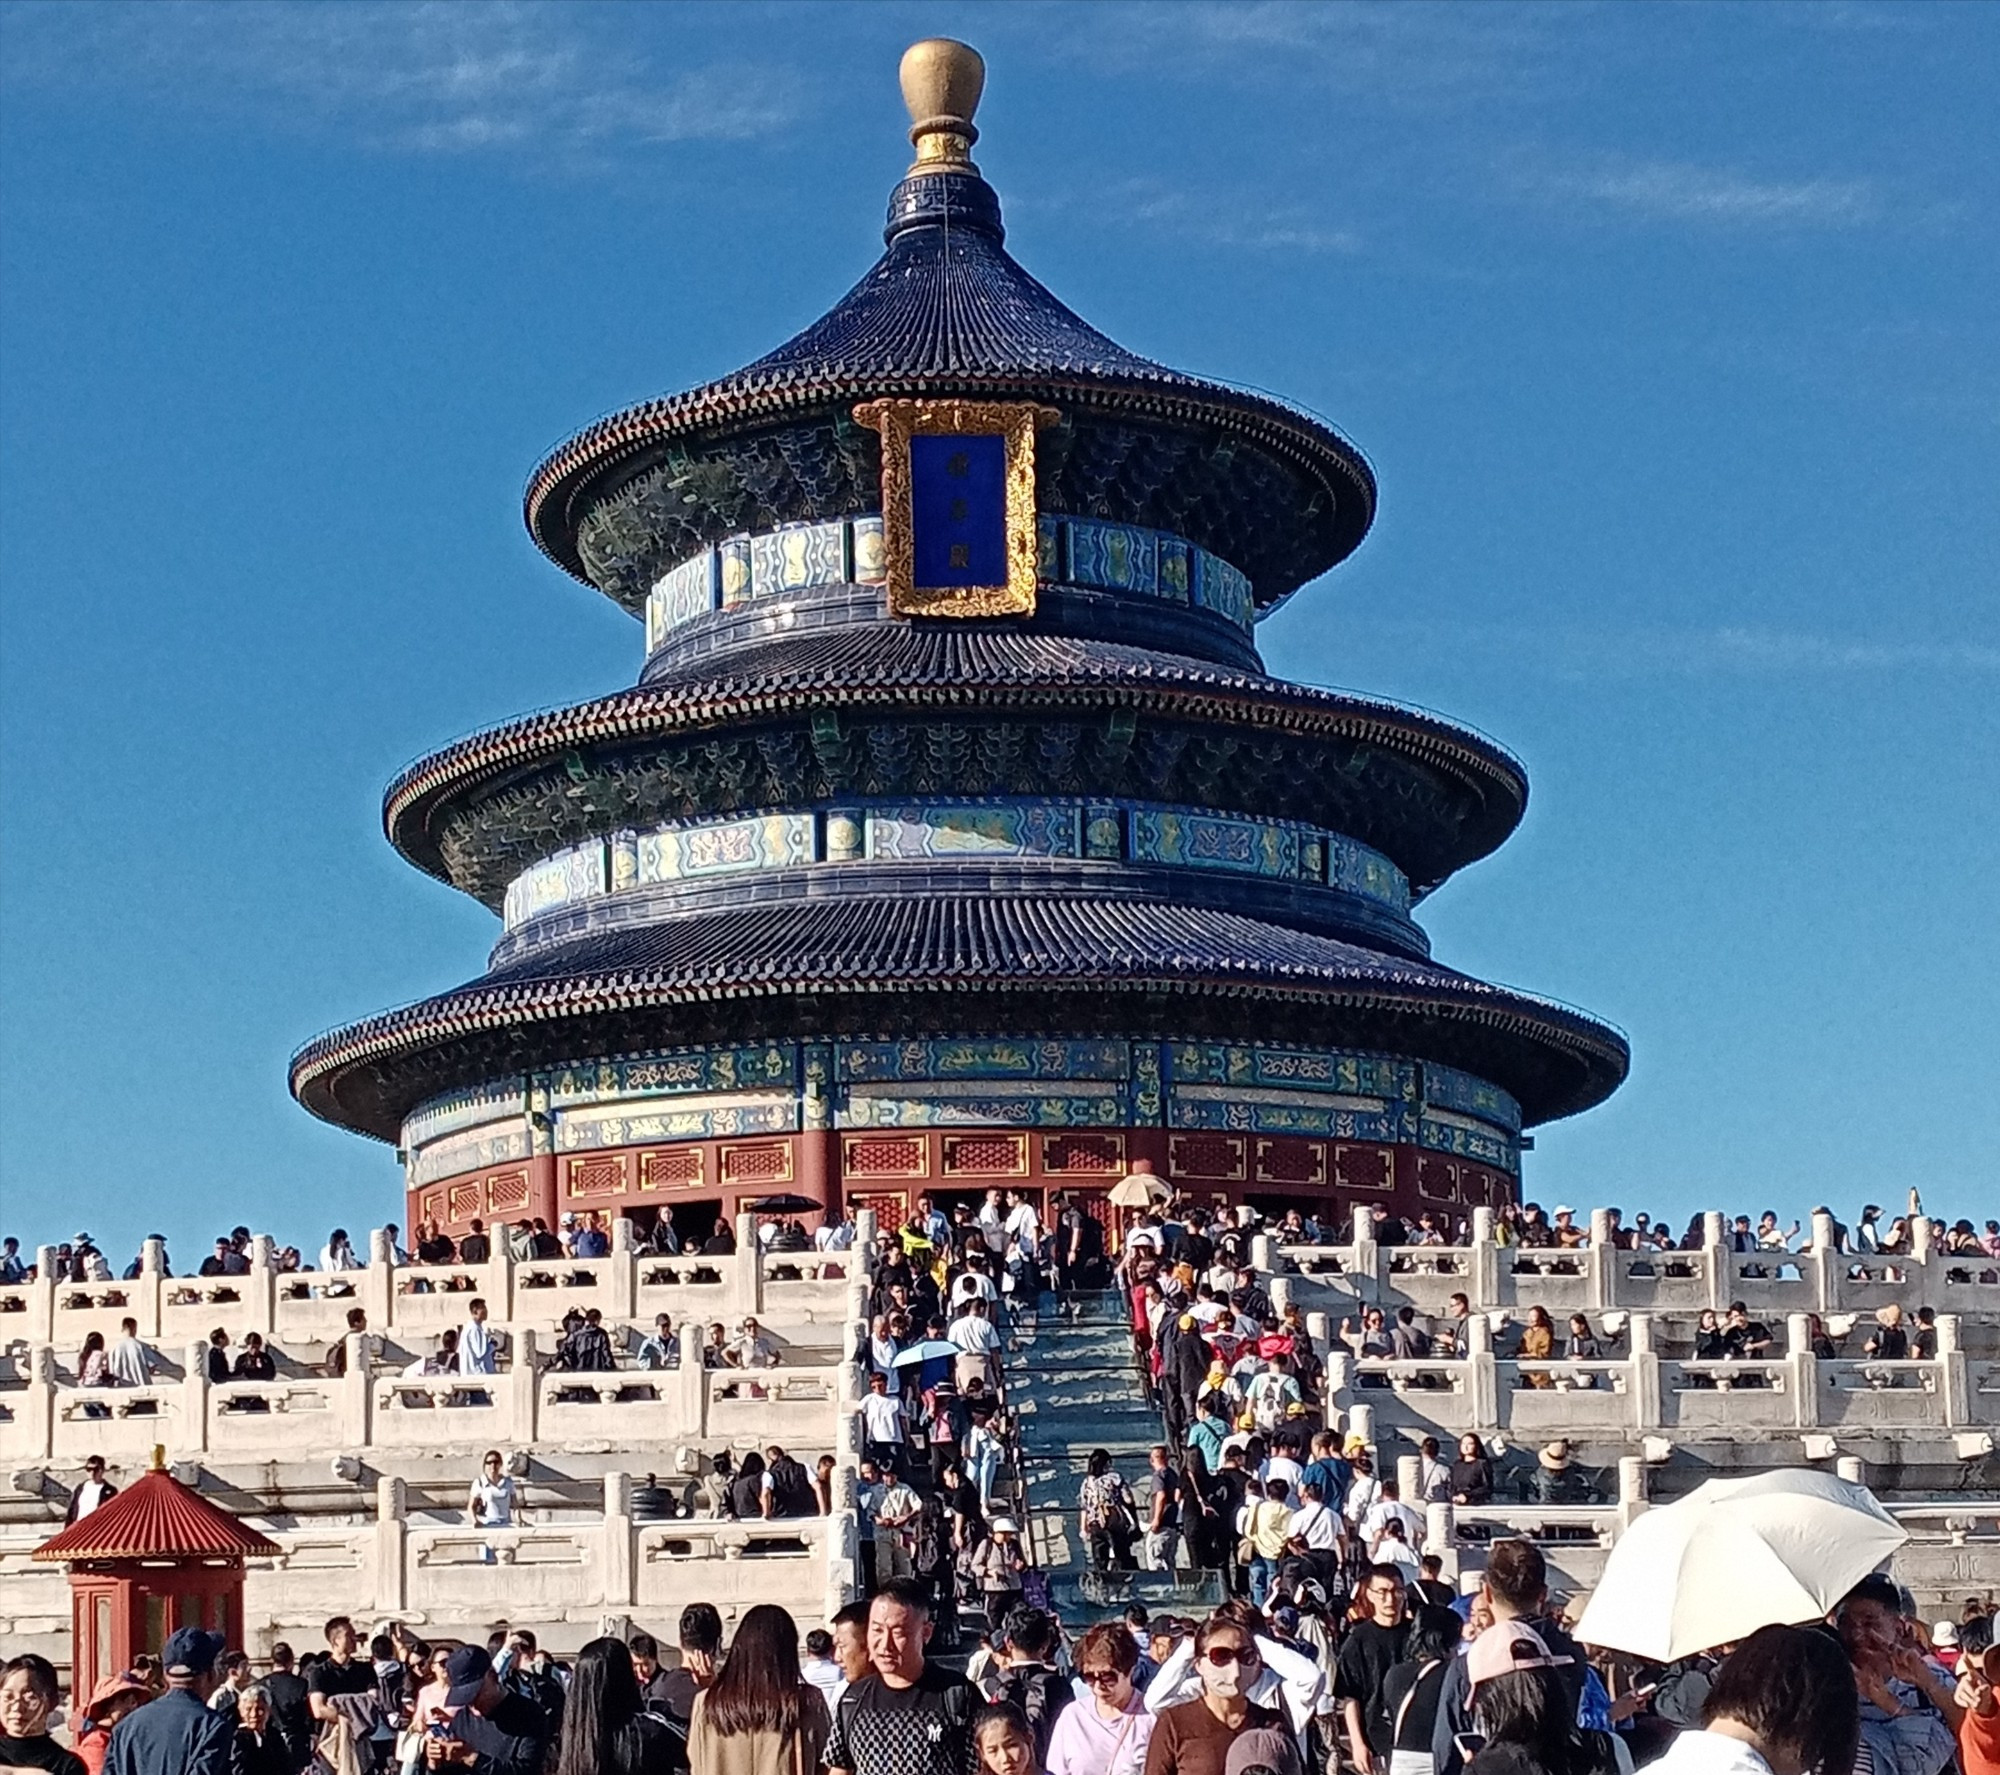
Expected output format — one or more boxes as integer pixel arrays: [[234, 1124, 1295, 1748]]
[[1564, 159, 1882, 227], [1019, 177, 1361, 257], [1319, 619, 2000, 680], [0, 0, 799, 159]]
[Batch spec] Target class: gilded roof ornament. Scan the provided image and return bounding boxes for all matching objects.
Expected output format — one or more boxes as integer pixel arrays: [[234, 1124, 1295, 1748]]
[[900, 37, 985, 173]]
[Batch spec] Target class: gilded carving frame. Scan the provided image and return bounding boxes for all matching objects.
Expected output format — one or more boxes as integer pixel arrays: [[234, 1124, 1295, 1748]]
[[853, 398, 1059, 617]]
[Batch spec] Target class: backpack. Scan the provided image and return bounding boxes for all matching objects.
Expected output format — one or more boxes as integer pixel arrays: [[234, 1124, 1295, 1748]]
[[998, 1666, 1072, 1765]]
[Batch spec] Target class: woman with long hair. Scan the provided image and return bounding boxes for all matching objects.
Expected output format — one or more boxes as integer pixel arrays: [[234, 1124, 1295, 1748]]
[[1517, 1307, 1555, 1390], [1450, 1434, 1494, 1507], [687, 1604, 830, 1775], [553, 1636, 677, 1775]]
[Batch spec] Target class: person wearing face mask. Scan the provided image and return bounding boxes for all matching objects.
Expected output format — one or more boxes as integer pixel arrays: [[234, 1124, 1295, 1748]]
[[1142, 1619, 1291, 1775], [1048, 1624, 1154, 1775]]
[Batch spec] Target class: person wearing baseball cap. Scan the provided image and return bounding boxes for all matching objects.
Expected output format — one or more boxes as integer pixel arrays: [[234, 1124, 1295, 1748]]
[[103, 1629, 232, 1775], [421, 1647, 549, 1775]]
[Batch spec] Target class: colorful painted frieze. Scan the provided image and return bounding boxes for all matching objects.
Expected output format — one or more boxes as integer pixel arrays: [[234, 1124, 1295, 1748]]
[[1419, 1113, 1519, 1172], [1169, 1042, 1420, 1102], [410, 1120, 532, 1186], [1067, 519, 1158, 596], [866, 801, 1083, 860], [554, 1092, 799, 1150], [749, 520, 846, 598], [836, 1037, 1129, 1083], [1130, 809, 1297, 879], [839, 1089, 1126, 1129], [1422, 1062, 1523, 1133], [548, 1043, 796, 1104]]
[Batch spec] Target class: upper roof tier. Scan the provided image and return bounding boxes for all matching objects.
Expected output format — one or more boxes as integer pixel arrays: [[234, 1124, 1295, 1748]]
[[524, 42, 1375, 620]]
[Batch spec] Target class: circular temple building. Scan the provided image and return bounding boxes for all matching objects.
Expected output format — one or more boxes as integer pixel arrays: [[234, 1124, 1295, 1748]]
[[291, 41, 1628, 1245]]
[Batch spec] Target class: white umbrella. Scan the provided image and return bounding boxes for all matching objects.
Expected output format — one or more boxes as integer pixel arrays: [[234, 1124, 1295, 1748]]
[[1572, 1467, 1907, 1662], [1107, 1168, 1170, 1208]]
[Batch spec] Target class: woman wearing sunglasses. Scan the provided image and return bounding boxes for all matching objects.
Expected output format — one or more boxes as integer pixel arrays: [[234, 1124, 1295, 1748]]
[[1048, 1623, 1155, 1775], [1142, 1619, 1294, 1775]]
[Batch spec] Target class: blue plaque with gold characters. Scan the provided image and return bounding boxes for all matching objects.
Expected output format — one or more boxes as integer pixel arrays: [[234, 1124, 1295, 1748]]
[[854, 398, 1058, 617]]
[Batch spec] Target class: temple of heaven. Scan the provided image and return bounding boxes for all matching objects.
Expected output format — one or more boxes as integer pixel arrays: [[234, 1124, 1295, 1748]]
[[291, 40, 1628, 1244]]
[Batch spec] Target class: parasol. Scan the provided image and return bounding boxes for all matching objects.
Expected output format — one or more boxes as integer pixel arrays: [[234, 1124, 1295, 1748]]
[[1572, 1467, 1907, 1662]]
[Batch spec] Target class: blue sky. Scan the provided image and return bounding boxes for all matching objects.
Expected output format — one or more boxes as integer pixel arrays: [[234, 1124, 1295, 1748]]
[[2, 2, 1994, 1266]]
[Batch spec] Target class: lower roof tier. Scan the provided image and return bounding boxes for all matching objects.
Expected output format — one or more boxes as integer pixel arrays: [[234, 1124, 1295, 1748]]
[[290, 890, 1628, 1142], [386, 627, 1529, 906]]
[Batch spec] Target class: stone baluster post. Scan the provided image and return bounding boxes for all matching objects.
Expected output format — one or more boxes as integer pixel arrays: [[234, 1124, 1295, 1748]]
[[608, 1216, 637, 1319], [1305, 1310, 1330, 1352], [1835, 1455, 1864, 1486], [1936, 1314, 1969, 1426], [365, 1228, 395, 1331], [1346, 1401, 1375, 1460], [30, 1246, 57, 1345], [854, 1209, 878, 1252], [727, 1212, 765, 1318], [246, 1235, 277, 1339], [339, 1330, 372, 1450], [1424, 1500, 1456, 1561], [509, 1327, 539, 1445], [1251, 1233, 1275, 1277], [1615, 1455, 1647, 1531], [1589, 1209, 1617, 1310], [1396, 1452, 1423, 1506], [1352, 1206, 1381, 1303], [489, 1229, 516, 1324], [1702, 1212, 1727, 1310], [602, 1471, 635, 1609], [375, 1475, 408, 1614], [1626, 1312, 1661, 1431], [138, 1237, 168, 1338], [1469, 1207, 1499, 1312], [677, 1323, 708, 1438], [1464, 1312, 1500, 1432], [25, 1344, 56, 1461], [1269, 1276, 1293, 1316], [183, 1340, 210, 1455], [1807, 1210, 1838, 1313], [1787, 1314, 1822, 1430]]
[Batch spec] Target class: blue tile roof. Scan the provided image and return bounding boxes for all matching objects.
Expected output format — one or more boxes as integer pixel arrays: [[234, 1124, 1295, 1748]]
[[290, 891, 1628, 1139]]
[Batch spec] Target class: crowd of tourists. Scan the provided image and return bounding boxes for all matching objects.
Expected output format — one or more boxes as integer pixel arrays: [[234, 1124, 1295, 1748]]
[[6, 1568, 1996, 1775]]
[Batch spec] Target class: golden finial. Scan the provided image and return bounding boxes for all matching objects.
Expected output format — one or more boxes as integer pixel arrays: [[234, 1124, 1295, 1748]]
[[900, 38, 985, 174], [150, 1443, 168, 1473]]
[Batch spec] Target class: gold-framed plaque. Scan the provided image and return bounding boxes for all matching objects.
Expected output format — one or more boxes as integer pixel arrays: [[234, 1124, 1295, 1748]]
[[853, 398, 1058, 617]]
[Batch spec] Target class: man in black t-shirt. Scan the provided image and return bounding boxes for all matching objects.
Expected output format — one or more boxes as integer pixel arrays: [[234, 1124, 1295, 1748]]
[[261, 1643, 313, 1767], [306, 1616, 377, 1718], [824, 1580, 974, 1775], [1335, 1565, 1411, 1775]]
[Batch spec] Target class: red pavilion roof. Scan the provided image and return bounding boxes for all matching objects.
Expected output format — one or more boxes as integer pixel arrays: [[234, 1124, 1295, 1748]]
[[34, 1455, 281, 1563]]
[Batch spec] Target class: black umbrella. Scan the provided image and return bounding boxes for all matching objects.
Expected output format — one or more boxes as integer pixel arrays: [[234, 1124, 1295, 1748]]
[[744, 1194, 821, 1215]]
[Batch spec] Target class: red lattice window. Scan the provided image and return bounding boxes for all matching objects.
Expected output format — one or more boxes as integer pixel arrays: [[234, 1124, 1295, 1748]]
[[843, 1135, 928, 1179], [640, 1148, 704, 1191], [486, 1169, 531, 1212], [941, 1134, 1028, 1176], [1169, 1134, 1245, 1181], [566, 1154, 629, 1198], [1332, 1145, 1392, 1192], [1043, 1134, 1125, 1173], [447, 1181, 484, 1222], [720, 1141, 793, 1185], [417, 1189, 446, 1226], [1459, 1166, 1498, 1206], [1256, 1139, 1326, 1186], [1416, 1154, 1461, 1202]]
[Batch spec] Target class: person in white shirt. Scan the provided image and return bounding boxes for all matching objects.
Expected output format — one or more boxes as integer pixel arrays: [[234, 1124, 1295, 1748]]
[[814, 1217, 856, 1252], [1344, 1454, 1382, 1525], [1287, 1481, 1341, 1551], [977, 1190, 1009, 1256], [468, 1448, 520, 1565], [319, 1228, 359, 1274], [1372, 1518, 1424, 1582], [457, 1298, 499, 1374], [950, 1267, 998, 1309], [66, 1455, 117, 1522], [1003, 1192, 1041, 1254], [947, 1299, 1003, 1391], [726, 1316, 780, 1368], [1359, 1479, 1424, 1548], [858, 1369, 907, 1474]]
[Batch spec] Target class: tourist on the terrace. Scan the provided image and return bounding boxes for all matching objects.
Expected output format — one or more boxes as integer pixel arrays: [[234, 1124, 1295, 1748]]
[[1551, 1207, 1585, 1250], [728, 1314, 781, 1369], [468, 1448, 520, 1536], [636, 1313, 678, 1369], [0, 1236, 25, 1285], [1516, 1306, 1556, 1387], [67, 1453, 117, 1521], [702, 1218, 737, 1257], [949, 1297, 1004, 1391], [197, 1238, 248, 1279], [1865, 1303, 1911, 1361], [318, 1228, 359, 1275], [1564, 1314, 1604, 1384], [456, 1219, 490, 1264], [458, 1297, 498, 1374], [860, 1369, 907, 1475], [321, 1307, 369, 1378], [76, 1331, 113, 1414], [229, 1332, 275, 1408], [108, 1316, 153, 1390], [414, 1222, 455, 1264], [1451, 1434, 1495, 1507], [1416, 1436, 1452, 1504], [204, 1329, 232, 1385], [1722, 1303, 1773, 1366]]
